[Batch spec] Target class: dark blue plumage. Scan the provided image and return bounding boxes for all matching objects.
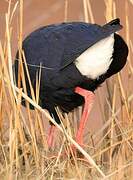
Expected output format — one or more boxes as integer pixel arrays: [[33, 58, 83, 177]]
[[13, 19, 128, 124]]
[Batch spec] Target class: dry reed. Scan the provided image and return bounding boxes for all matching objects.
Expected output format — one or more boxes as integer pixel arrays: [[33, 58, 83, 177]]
[[0, 0, 132, 179]]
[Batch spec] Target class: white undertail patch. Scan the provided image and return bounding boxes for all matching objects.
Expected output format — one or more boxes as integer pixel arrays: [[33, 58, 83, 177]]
[[75, 34, 114, 79]]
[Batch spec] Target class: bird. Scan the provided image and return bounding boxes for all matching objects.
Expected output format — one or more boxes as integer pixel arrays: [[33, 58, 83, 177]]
[[13, 18, 128, 148]]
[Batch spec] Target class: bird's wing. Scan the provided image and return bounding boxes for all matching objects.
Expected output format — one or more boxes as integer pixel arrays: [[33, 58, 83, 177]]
[[21, 25, 66, 70], [59, 18, 122, 70]]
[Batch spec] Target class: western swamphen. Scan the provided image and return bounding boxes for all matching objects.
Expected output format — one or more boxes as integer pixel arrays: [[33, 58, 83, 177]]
[[13, 18, 128, 148]]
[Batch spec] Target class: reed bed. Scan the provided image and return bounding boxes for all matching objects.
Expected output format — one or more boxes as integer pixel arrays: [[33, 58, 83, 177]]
[[0, 0, 132, 179]]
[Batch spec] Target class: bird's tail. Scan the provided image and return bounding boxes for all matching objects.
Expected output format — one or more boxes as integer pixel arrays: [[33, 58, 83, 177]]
[[103, 18, 123, 30]]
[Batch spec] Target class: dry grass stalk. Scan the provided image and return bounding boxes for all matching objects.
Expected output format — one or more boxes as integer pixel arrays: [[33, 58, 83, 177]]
[[83, 0, 89, 22], [64, 0, 68, 22], [0, 0, 132, 179], [86, 0, 94, 23]]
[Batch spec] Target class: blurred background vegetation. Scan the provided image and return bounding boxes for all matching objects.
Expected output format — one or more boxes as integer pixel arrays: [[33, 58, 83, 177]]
[[0, 0, 133, 179]]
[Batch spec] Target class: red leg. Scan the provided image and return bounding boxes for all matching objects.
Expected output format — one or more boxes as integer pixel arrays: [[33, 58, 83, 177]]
[[47, 125, 56, 148], [75, 87, 95, 145]]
